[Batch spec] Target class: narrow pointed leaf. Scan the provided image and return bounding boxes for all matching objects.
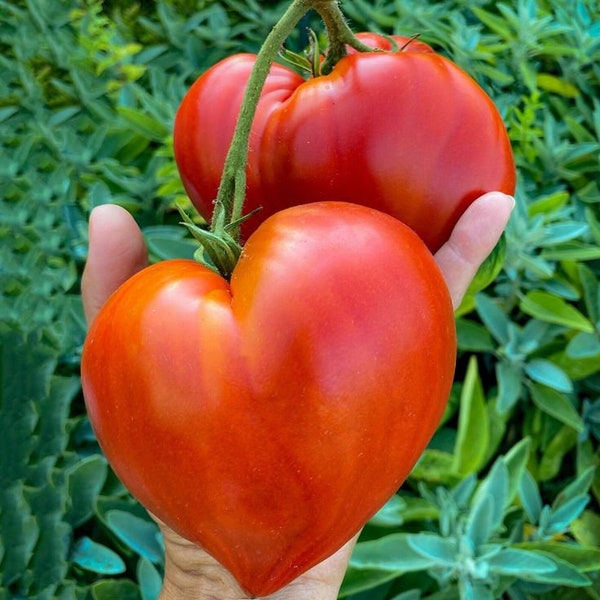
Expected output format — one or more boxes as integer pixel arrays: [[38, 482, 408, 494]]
[[453, 356, 489, 475], [350, 533, 438, 572], [529, 383, 584, 432], [71, 537, 125, 575], [520, 291, 594, 332]]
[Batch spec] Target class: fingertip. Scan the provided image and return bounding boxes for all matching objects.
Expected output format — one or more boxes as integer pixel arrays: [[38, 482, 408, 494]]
[[434, 190, 515, 309], [83, 204, 148, 325], [88, 203, 141, 241], [470, 190, 516, 217]]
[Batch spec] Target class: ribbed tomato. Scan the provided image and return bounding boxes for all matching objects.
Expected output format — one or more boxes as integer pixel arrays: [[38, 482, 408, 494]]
[[81, 202, 456, 596], [174, 33, 515, 252]]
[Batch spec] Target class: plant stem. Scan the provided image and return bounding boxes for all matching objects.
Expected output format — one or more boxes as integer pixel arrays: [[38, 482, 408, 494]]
[[312, 1, 375, 74], [211, 0, 376, 242], [202, 0, 379, 279], [210, 0, 312, 240]]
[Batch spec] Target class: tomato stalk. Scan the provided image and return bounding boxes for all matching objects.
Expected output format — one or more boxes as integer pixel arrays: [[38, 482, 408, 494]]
[[189, 0, 375, 279], [313, 1, 375, 74]]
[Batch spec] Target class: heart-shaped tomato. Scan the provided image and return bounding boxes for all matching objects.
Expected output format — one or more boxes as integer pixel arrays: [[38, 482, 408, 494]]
[[81, 202, 456, 596], [174, 33, 515, 252]]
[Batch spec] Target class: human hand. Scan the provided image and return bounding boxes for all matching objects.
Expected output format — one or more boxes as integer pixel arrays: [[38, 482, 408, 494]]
[[81, 191, 514, 600]]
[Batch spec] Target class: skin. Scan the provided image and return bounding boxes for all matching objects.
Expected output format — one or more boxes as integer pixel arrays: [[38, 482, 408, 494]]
[[81, 190, 514, 600]]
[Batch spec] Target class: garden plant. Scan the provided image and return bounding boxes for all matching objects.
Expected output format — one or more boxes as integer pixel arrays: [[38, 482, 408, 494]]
[[1, 0, 599, 599]]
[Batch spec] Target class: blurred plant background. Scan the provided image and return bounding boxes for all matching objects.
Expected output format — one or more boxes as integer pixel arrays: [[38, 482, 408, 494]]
[[0, 0, 599, 598]]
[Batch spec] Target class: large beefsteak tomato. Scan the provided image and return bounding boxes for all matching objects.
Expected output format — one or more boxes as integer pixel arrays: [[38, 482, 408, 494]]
[[174, 33, 515, 252], [81, 202, 456, 596]]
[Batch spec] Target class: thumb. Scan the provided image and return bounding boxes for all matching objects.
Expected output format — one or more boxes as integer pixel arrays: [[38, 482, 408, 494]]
[[434, 191, 515, 309], [81, 204, 148, 325]]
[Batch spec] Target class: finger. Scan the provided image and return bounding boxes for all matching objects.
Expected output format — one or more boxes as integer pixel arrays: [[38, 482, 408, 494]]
[[434, 191, 515, 309], [81, 204, 148, 325]]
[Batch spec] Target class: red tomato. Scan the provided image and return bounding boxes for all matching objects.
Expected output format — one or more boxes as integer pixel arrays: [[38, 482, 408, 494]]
[[174, 33, 516, 252], [81, 202, 456, 596]]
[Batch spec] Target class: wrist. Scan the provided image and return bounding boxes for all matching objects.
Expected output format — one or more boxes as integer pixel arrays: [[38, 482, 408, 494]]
[[156, 521, 357, 600], [158, 540, 246, 600]]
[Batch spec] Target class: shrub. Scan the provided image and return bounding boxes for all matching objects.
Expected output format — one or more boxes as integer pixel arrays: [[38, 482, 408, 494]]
[[1, 0, 598, 598]]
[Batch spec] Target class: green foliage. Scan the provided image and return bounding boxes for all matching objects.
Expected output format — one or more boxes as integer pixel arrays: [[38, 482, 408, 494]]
[[1, 0, 281, 597], [344, 449, 595, 598], [1, 0, 599, 598]]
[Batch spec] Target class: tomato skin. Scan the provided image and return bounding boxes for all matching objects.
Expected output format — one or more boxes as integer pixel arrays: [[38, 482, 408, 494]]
[[81, 202, 456, 597], [174, 33, 516, 252]]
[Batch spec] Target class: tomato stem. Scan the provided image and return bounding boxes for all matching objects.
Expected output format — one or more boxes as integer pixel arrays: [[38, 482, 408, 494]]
[[209, 0, 374, 277], [211, 0, 312, 242], [313, 1, 375, 74]]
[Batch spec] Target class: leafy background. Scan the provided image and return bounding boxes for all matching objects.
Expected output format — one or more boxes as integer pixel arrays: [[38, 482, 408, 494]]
[[0, 0, 599, 598]]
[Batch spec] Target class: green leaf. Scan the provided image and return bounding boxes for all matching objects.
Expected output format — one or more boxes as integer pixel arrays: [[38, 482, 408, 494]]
[[452, 357, 489, 476], [516, 541, 600, 573], [0, 326, 68, 590], [49, 106, 82, 126], [471, 459, 509, 535], [34, 375, 80, 461], [339, 567, 402, 598], [554, 467, 595, 510], [520, 291, 594, 332], [396, 497, 439, 523], [567, 332, 600, 359], [65, 455, 108, 527], [578, 263, 600, 326], [25, 481, 72, 593], [456, 319, 495, 353], [538, 222, 589, 246], [350, 533, 438, 571], [138, 557, 162, 600], [71, 537, 126, 575], [538, 426, 578, 482], [520, 469, 543, 523], [496, 359, 523, 413], [552, 346, 600, 381], [0, 484, 39, 588], [389, 591, 422, 600], [422, 586, 461, 600], [525, 359, 573, 393], [528, 190, 570, 217], [516, 553, 591, 586], [91, 579, 140, 600], [465, 233, 507, 295], [486, 548, 556, 575], [572, 511, 600, 548], [116, 106, 169, 140], [585, 206, 600, 245], [369, 494, 407, 528], [471, 5, 512, 37], [0, 106, 19, 122], [529, 383, 584, 432], [451, 474, 478, 508], [0, 326, 56, 487], [536, 73, 580, 98], [475, 294, 511, 344], [541, 243, 600, 261], [466, 493, 495, 548], [503, 437, 532, 505], [105, 510, 163, 563], [546, 495, 590, 534], [408, 533, 457, 566], [144, 225, 197, 261], [409, 449, 460, 486]]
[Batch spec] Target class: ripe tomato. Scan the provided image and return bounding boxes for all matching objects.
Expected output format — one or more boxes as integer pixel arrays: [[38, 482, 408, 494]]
[[81, 202, 456, 596], [174, 33, 515, 252]]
